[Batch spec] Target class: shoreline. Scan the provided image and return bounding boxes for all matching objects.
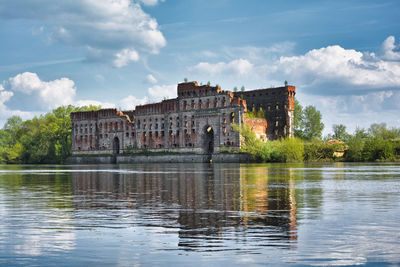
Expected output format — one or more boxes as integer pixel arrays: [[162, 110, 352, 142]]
[[63, 152, 400, 164]]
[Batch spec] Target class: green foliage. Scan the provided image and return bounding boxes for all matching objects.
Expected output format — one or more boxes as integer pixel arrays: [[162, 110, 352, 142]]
[[294, 98, 304, 138], [245, 107, 265, 119], [184, 77, 188, 82], [233, 124, 303, 162], [344, 125, 399, 162], [294, 99, 324, 140], [362, 138, 394, 161], [284, 80, 288, 86], [304, 141, 344, 161], [332, 124, 349, 141], [233, 86, 238, 92], [0, 104, 101, 164], [274, 137, 304, 162], [302, 105, 324, 140], [240, 86, 245, 92], [207, 81, 211, 86]]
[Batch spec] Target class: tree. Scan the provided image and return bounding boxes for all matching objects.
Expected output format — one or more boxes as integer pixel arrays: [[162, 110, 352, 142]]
[[294, 99, 304, 138], [332, 124, 348, 140], [233, 86, 238, 92], [3, 115, 23, 130], [284, 80, 288, 86], [240, 86, 245, 92], [207, 81, 211, 86], [302, 105, 324, 140], [184, 78, 188, 82]]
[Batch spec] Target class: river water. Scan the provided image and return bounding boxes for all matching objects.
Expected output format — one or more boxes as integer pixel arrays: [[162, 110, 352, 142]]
[[0, 163, 399, 266]]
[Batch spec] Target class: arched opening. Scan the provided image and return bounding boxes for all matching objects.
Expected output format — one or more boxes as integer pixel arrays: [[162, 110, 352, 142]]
[[113, 136, 120, 154], [203, 125, 214, 154]]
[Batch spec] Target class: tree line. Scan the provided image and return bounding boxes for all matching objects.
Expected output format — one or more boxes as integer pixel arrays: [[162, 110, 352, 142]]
[[0, 105, 100, 164]]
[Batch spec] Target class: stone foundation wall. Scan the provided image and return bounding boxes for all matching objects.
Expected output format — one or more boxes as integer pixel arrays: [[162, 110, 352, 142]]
[[65, 153, 251, 164]]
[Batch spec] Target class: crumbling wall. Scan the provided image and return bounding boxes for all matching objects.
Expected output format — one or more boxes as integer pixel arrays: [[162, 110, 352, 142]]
[[244, 117, 268, 141]]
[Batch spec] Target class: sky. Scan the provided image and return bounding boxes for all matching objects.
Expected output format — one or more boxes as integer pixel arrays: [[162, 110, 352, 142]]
[[1, 0, 400, 135]]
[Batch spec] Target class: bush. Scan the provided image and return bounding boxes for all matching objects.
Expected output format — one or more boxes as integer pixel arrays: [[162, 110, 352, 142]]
[[273, 137, 304, 162], [362, 138, 395, 161]]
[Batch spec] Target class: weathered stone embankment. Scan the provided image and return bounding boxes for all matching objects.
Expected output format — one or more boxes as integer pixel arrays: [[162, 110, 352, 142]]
[[64, 153, 251, 164]]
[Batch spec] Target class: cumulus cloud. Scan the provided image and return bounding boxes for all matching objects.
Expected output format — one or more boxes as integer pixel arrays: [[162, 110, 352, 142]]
[[381, 36, 400, 61], [6, 72, 76, 109], [0, 88, 38, 127], [120, 95, 149, 110], [0, 0, 166, 67], [113, 48, 139, 68], [0, 90, 13, 104], [274, 45, 400, 92], [146, 74, 158, 84], [190, 59, 253, 76], [148, 84, 176, 101]]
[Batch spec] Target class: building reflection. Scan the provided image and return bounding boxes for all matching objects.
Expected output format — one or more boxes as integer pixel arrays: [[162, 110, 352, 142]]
[[71, 164, 301, 249]]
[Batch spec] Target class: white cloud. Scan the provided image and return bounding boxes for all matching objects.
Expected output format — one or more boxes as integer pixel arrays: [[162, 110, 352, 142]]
[[0, 0, 166, 66], [74, 99, 115, 108], [113, 48, 139, 68], [120, 95, 149, 110], [381, 36, 400, 60], [7, 72, 76, 109], [0, 89, 38, 127], [148, 84, 176, 101], [0, 90, 13, 104], [140, 0, 164, 6], [275, 45, 400, 89], [190, 58, 253, 76], [146, 74, 158, 84]]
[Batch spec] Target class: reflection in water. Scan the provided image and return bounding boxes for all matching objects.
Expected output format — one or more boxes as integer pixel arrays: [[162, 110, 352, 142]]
[[1, 163, 399, 266], [71, 164, 300, 250]]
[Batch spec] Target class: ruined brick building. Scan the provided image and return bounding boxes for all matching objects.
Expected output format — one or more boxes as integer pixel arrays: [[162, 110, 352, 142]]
[[70, 82, 295, 155]]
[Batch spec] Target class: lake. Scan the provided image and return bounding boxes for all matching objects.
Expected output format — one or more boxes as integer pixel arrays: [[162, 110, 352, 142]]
[[0, 163, 399, 266]]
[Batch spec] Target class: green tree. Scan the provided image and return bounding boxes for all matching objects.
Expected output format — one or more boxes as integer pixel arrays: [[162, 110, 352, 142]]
[[184, 78, 188, 82], [284, 80, 288, 86], [332, 124, 348, 140], [294, 99, 304, 138], [207, 81, 211, 86], [0, 104, 101, 164], [233, 86, 238, 92], [302, 105, 324, 140], [240, 86, 245, 92]]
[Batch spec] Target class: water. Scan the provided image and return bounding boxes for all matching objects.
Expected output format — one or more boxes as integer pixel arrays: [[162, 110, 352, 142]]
[[0, 163, 399, 266]]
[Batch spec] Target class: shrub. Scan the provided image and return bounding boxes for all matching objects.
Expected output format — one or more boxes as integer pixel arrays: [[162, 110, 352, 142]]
[[275, 137, 304, 162], [362, 138, 394, 161]]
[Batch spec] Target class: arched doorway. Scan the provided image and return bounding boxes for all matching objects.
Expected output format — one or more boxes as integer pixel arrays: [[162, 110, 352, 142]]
[[113, 136, 120, 154], [203, 125, 214, 154]]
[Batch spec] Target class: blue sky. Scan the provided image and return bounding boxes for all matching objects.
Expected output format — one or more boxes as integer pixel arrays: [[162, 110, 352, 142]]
[[1, 0, 400, 134]]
